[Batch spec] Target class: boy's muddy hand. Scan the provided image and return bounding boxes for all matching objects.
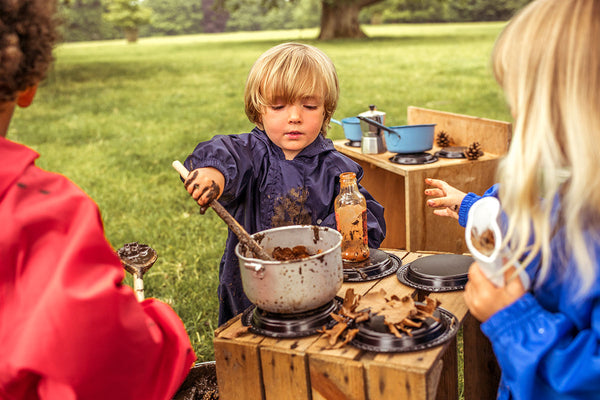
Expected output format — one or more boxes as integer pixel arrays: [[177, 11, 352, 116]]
[[424, 178, 466, 220], [182, 167, 225, 214]]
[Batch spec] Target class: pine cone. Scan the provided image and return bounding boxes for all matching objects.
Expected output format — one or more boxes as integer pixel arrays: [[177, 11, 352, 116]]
[[465, 142, 484, 160], [436, 131, 451, 147]]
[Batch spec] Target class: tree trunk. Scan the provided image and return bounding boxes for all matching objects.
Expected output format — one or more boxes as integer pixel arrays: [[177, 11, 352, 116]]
[[124, 27, 138, 43], [318, 0, 383, 40], [318, 1, 365, 40]]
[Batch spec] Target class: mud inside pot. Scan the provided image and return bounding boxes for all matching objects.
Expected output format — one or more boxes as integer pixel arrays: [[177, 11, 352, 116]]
[[173, 362, 218, 400]]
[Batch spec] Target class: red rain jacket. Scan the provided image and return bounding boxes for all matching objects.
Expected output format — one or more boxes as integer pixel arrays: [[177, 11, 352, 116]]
[[0, 137, 195, 399]]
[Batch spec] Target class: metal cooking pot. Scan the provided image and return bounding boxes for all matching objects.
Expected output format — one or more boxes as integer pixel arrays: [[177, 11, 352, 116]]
[[358, 117, 436, 153], [235, 225, 343, 314], [331, 117, 362, 142]]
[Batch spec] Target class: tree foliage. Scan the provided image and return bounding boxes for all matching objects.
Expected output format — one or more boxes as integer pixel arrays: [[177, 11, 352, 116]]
[[103, 0, 152, 42], [224, 0, 320, 32], [57, 0, 533, 42], [361, 0, 533, 24], [140, 0, 205, 36], [58, 0, 120, 42]]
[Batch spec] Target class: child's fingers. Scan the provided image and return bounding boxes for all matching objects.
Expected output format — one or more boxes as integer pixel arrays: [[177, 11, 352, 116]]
[[424, 188, 445, 197], [425, 178, 447, 190], [184, 170, 199, 189], [467, 262, 496, 289]]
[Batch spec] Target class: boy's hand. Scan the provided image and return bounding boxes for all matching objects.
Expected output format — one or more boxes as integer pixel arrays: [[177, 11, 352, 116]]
[[424, 178, 466, 220], [184, 167, 225, 214]]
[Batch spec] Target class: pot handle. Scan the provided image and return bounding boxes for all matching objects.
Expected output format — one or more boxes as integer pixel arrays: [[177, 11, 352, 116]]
[[330, 118, 342, 126], [357, 116, 397, 135], [244, 262, 265, 279]]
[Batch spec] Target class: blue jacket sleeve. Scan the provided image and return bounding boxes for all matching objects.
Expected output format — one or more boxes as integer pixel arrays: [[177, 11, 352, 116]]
[[183, 133, 259, 204], [481, 290, 600, 399], [458, 184, 500, 227]]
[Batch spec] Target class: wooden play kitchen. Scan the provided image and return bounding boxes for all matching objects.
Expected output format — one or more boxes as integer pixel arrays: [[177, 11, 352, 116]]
[[333, 106, 512, 254], [213, 250, 501, 400]]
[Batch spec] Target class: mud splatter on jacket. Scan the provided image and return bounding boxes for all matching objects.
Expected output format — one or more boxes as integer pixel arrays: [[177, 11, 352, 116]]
[[184, 127, 386, 325]]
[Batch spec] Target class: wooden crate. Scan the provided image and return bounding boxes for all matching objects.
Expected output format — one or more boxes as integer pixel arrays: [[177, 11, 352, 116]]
[[334, 107, 512, 253], [213, 251, 499, 400]]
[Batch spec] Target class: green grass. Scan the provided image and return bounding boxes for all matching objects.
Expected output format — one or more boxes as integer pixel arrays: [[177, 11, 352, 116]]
[[9, 22, 512, 362]]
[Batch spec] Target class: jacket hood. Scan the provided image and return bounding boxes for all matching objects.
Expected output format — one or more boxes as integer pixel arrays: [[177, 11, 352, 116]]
[[0, 137, 38, 197]]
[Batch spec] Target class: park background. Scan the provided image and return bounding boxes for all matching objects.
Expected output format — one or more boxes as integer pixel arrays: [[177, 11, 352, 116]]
[[14, 0, 531, 369]]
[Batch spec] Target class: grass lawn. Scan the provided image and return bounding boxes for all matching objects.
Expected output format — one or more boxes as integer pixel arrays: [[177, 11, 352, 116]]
[[9, 22, 511, 363]]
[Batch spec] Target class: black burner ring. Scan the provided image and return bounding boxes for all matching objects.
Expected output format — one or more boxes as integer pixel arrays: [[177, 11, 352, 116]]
[[241, 298, 340, 338], [344, 140, 362, 148], [435, 146, 467, 159], [396, 254, 473, 292], [389, 152, 438, 165], [350, 307, 459, 353], [343, 250, 402, 282]]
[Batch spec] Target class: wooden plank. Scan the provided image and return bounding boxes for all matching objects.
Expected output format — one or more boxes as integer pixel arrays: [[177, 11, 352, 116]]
[[334, 139, 499, 175], [428, 291, 470, 400], [214, 315, 265, 400], [435, 337, 458, 400], [364, 357, 443, 400], [407, 106, 512, 155], [259, 333, 322, 400], [308, 353, 367, 400], [337, 279, 381, 298], [260, 347, 311, 400], [463, 313, 501, 400]]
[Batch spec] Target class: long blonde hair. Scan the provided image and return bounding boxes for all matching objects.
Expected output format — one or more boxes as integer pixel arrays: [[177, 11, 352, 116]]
[[493, 0, 600, 295], [244, 42, 339, 136]]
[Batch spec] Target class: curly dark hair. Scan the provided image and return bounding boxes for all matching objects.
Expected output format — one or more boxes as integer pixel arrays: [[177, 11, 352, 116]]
[[0, 0, 59, 102]]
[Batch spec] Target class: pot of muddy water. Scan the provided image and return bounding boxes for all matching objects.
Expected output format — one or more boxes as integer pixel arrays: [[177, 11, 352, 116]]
[[235, 225, 343, 314]]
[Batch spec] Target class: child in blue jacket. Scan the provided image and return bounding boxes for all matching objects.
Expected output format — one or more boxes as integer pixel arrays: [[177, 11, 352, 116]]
[[425, 0, 600, 398], [182, 43, 386, 325]]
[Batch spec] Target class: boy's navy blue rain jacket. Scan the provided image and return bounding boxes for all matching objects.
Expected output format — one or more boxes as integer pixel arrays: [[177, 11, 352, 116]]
[[184, 127, 386, 325]]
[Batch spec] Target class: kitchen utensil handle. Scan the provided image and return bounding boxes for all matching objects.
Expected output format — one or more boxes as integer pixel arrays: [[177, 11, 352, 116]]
[[357, 116, 397, 135], [244, 262, 266, 279], [171, 161, 273, 261], [133, 273, 145, 301]]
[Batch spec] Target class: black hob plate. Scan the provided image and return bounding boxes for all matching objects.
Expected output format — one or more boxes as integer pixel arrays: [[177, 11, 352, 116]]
[[241, 298, 340, 338], [350, 306, 459, 353], [389, 152, 438, 165], [343, 249, 402, 282], [435, 146, 467, 159], [397, 254, 473, 292]]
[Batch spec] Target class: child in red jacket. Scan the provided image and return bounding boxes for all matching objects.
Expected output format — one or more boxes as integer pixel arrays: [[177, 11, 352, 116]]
[[0, 2, 195, 399]]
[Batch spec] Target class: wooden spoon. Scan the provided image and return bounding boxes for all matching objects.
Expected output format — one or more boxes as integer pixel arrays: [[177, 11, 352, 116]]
[[172, 161, 273, 261]]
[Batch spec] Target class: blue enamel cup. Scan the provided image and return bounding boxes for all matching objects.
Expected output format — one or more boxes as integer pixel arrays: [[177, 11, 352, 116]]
[[331, 117, 362, 142]]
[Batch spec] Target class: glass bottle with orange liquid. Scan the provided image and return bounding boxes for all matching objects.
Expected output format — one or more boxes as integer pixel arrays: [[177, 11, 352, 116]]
[[335, 172, 370, 262]]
